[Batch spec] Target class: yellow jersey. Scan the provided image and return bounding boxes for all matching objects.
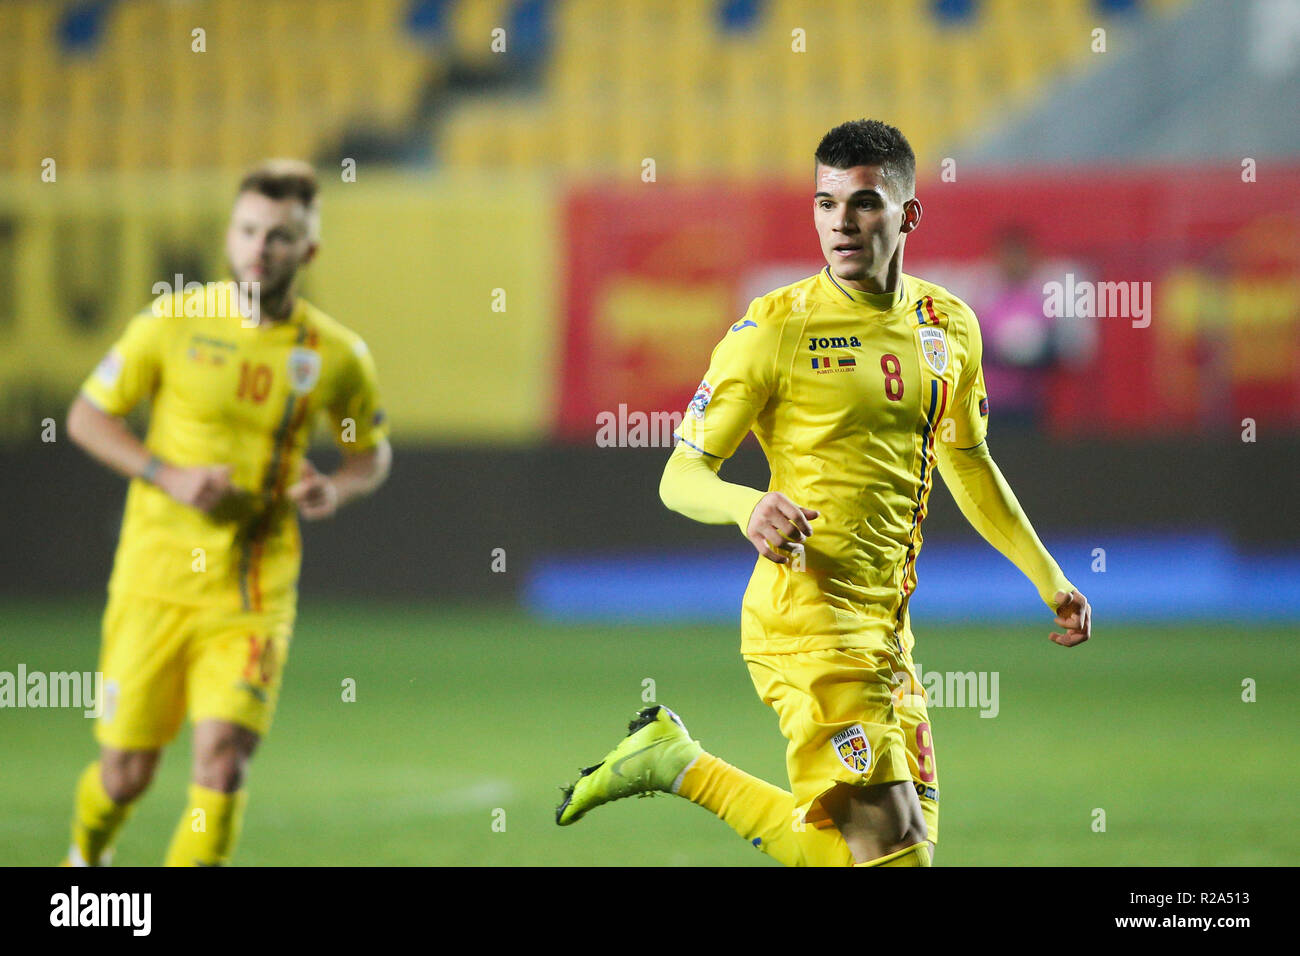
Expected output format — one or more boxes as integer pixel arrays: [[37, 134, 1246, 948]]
[[675, 267, 989, 654], [80, 283, 388, 617]]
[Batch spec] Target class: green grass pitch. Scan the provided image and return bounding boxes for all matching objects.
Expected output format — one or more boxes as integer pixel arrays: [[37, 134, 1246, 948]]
[[2, 598, 1296, 866]]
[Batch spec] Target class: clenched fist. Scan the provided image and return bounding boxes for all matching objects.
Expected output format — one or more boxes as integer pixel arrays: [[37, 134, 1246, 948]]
[[157, 464, 236, 513], [746, 491, 819, 564], [1050, 589, 1092, 647], [287, 458, 339, 520]]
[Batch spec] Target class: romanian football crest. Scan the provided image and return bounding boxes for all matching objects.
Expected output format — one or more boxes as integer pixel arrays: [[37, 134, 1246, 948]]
[[919, 327, 948, 375], [831, 724, 873, 775], [688, 380, 713, 420], [287, 347, 321, 394]]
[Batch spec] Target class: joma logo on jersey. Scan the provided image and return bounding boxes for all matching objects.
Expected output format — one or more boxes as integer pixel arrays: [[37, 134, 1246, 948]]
[[831, 725, 872, 774], [807, 335, 861, 351]]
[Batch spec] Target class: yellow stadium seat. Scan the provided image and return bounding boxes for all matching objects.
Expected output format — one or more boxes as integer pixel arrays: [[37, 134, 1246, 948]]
[[11, 0, 1190, 175]]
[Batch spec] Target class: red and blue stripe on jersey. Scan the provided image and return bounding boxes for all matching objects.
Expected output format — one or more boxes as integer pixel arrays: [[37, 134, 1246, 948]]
[[896, 375, 949, 633]]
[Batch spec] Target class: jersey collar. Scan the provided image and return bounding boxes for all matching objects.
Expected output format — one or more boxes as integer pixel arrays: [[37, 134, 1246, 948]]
[[820, 266, 907, 312], [250, 294, 308, 333]]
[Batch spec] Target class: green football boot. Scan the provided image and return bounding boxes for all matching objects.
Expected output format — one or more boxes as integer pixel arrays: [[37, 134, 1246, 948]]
[[556, 705, 703, 826]]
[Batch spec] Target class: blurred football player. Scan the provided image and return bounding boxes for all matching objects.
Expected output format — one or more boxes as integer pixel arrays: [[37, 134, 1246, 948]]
[[63, 160, 391, 866]]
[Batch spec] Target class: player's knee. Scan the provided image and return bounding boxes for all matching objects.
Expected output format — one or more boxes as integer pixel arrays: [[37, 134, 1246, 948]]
[[192, 720, 259, 793], [872, 816, 927, 856], [193, 738, 256, 792], [100, 749, 160, 804], [883, 826, 929, 856], [194, 750, 247, 792]]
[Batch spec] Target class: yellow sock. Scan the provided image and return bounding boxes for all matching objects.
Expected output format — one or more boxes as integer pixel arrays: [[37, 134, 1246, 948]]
[[163, 784, 248, 866], [70, 761, 134, 866], [855, 841, 933, 866], [676, 752, 854, 866]]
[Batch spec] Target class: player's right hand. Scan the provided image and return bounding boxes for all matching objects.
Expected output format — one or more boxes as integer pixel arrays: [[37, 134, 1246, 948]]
[[746, 492, 819, 565], [158, 464, 235, 513], [1050, 589, 1092, 647]]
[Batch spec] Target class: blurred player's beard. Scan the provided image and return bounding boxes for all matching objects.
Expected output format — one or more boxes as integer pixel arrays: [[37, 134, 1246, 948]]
[[229, 257, 298, 318]]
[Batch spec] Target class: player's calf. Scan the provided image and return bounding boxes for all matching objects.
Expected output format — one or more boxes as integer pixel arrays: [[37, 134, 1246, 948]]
[[65, 750, 159, 867], [162, 721, 261, 866]]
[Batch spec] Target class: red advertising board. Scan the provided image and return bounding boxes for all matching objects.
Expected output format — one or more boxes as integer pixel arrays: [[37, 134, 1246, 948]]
[[558, 169, 1300, 441]]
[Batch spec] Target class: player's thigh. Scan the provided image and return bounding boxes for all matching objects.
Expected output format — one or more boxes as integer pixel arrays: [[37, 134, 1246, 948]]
[[186, 609, 293, 739], [95, 592, 191, 750], [894, 649, 941, 845], [745, 647, 913, 829], [821, 777, 927, 858]]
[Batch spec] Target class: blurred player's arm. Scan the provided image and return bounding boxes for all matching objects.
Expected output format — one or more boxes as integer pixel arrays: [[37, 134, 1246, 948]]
[[658, 304, 817, 564], [68, 313, 233, 511], [330, 440, 391, 505], [292, 336, 392, 520], [289, 441, 391, 520], [67, 394, 155, 483]]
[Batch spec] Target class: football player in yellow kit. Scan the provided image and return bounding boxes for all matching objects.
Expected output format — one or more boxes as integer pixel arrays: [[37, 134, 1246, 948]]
[[557, 120, 1091, 866], [62, 160, 392, 866]]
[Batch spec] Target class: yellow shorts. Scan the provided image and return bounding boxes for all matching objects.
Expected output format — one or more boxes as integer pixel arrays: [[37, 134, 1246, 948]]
[[744, 636, 940, 844], [95, 591, 293, 750]]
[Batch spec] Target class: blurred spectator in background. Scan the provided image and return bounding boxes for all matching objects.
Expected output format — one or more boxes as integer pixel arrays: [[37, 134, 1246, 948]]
[[977, 227, 1096, 429]]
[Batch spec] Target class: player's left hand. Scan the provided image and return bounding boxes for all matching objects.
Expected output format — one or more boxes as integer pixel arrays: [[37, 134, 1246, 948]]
[[1050, 589, 1091, 647], [288, 458, 339, 520]]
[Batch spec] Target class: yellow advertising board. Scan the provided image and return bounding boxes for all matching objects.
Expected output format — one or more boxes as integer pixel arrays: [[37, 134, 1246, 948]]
[[0, 172, 558, 443]]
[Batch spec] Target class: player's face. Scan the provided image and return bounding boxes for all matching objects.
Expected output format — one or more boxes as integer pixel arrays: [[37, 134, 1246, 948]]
[[225, 192, 317, 297], [813, 164, 918, 291]]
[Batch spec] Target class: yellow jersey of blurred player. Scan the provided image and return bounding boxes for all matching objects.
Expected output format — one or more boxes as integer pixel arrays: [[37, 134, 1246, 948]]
[[557, 120, 1091, 867], [62, 160, 392, 867]]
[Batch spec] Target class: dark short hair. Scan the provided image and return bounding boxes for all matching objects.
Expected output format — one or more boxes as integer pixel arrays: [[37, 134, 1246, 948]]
[[237, 159, 319, 207], [814, 120, 916, 199]]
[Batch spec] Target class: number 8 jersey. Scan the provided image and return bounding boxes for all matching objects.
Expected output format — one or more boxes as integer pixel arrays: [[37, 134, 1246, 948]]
[[673, 267, 989, 655], [80, 282, 388, 617]]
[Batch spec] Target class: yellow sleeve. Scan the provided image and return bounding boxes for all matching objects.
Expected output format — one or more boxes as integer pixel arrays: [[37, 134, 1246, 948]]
[[79, 310, 165, 416], [661, 299, 779, 531], [328, 336, 388, 453], [934, 440, 1074, 609], [659, 440, 766, 531], [673, 299, 777, 460], [948, 304, 990, 450]]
